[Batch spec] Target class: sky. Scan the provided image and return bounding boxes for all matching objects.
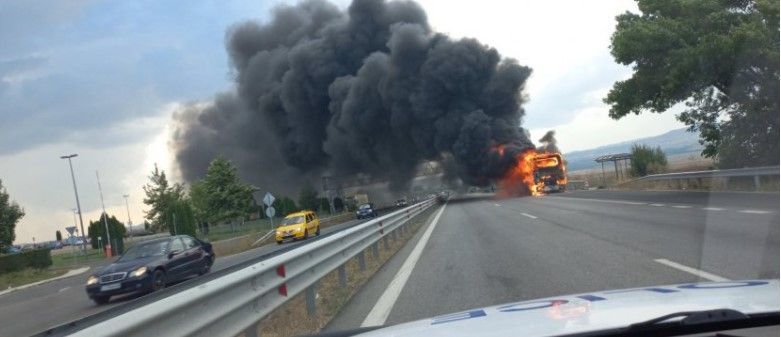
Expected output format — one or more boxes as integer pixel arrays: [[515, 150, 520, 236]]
[[0, 0, 683, 244]]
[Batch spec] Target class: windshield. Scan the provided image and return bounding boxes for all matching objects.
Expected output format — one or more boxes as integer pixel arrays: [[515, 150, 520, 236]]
[[280, 216, 305, 226], [117, 241, 168, 262], [1, 1, 778, 337]]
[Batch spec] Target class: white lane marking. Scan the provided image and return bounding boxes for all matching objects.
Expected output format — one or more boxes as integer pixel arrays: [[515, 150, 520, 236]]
[[739, 209, 772, 214], [649, 203, 665, 207], [493, 203, 501, 207], [520, 212, 538, 219], [702, 207, 725, 211], [362, 204, 447, 327], [654, 259, 729, 282], [672, 205, 693, 209], [547, 196, 646, 206], [58, 287, 71, 293]]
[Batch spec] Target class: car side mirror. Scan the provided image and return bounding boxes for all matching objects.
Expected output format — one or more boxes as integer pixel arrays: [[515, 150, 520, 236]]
[[168, 250, 180, 259]]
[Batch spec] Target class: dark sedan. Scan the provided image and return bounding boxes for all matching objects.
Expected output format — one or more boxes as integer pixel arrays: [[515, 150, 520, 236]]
[[356, 203, 378, 219], [85, 235, 215, 304]]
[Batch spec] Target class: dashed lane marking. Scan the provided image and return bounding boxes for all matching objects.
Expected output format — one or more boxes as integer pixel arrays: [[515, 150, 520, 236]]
[[739, 209, 772, 214], [654, 258, 729, 282], [520, 212, 538, 219]]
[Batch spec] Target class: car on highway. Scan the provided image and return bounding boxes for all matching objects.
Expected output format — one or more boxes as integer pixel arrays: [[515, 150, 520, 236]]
[[355, 203, 378, 219], [1, 245, 21, 254], [395, 198, 408, 208], [84, 235, 215, 305], [275, 210, 321, 244], [65, 236, 86, 246]]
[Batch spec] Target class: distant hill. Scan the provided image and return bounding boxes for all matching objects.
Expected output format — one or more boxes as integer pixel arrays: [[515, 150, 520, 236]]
[[564, 128, 703, 171]]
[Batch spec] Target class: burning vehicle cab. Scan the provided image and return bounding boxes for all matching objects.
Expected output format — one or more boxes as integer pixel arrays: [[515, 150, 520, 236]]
[[533, 153, 567, 194]]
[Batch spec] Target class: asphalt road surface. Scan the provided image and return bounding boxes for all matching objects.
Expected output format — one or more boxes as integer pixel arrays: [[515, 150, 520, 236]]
[[0, 219, 366, 337], [327, 190, 779, 331]]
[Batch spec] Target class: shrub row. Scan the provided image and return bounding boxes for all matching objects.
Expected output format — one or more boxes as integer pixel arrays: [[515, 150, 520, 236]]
[[0, 248, 52, 274]]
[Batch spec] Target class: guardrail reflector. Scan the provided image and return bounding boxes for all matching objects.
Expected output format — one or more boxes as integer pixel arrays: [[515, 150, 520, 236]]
[[276, 265, 286, 277], [278, 284, 288, 297]]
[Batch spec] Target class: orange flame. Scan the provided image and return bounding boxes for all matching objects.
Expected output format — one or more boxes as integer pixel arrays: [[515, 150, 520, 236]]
[[498, 149, 567, 197]]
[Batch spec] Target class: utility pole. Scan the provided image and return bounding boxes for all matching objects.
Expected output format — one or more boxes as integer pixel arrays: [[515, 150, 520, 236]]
[[123, 194, 132, 237], [60, 154, 87, 252], [96, 171, 112, 256]]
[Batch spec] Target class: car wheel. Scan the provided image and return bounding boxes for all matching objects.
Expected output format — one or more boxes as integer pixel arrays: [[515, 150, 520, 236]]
[[315, 226, 320, 236], [151, 269, 166, 292], [92, 296, 110, 305], [199, 257, 212, 275], [276, 240, 283, 245]]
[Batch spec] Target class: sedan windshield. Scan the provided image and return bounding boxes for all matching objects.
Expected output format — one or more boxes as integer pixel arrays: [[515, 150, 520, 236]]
[[280, 216, 305, 226], [118, 241, 168, 262], [359, 204, 372, 210]]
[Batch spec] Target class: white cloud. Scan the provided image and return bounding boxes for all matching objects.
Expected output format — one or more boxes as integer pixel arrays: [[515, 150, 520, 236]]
[[0, 104, 177, 244]]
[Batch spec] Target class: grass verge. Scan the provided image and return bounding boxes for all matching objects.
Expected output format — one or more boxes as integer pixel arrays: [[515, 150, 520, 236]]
[[51, 249, 106, 269], [0, 268, 68, 290], [242, 206, 438, 337]]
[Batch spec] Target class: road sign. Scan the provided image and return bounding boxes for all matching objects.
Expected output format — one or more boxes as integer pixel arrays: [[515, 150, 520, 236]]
[[65, 226, 77, 236], [265, 206, 276, 218], [263, 192, 275, 207]]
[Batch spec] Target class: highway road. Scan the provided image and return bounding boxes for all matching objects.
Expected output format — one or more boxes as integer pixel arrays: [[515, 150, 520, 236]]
[[0, 218, 366, 337], [327, 190, 779, 331]]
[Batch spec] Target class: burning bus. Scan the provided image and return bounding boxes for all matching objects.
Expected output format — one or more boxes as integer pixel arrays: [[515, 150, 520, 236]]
[[532, 152, 567, 194], [497, 149, 568, 197]]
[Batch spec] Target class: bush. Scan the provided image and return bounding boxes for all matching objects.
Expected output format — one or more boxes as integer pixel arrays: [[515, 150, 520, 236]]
[[630, 144, 668, 177], [0, 248, 52, 274]]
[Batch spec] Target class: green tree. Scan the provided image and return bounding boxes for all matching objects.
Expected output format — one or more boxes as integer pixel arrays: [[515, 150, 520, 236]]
[[630, 144, 669, 177], [318, 197, 332, 214], [188, 157, 255, 225], [333, 197, 344, 212], [163, 198, 197, 236], [55, 230, 62, 242], [88, 213, 126, 249], [605, 0, 779, 168], [0, 179, 24, 252], [298, 185, 319, 211], [274, 197, 298, 217], [143, 164, 184, 232]]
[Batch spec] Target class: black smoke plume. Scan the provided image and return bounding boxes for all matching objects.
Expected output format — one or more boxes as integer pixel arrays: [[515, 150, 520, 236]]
[[171, 0, 534, 192], [537, 130, 560, 153]]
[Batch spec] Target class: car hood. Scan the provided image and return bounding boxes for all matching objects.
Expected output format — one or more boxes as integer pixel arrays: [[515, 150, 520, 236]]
[[97, 256, 159, 275], [357, 280, 779, 337], [277, 224, 304, 232]]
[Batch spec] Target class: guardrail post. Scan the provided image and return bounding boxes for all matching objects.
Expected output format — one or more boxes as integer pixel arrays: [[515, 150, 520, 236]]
[[357, 250, 366, 271], [371, 242, 379, 258], [754, 175, 761, 191], [244, 322, 260, 337], [338, 265, 347, 287], [383, 235, 390, 250], [306, 283, 317, 316]]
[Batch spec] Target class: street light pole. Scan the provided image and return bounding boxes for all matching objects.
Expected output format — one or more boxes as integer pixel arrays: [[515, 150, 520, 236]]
[[123, 194, 132, 237], [60, 154, 87, 252], [96, 171, 112, 255]]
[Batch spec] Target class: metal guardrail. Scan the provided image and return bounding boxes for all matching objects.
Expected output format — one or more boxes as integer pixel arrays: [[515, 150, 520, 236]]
[[636, 166, 779, 180], [68, 198, 439, 337], [627, 166, 779, 190]]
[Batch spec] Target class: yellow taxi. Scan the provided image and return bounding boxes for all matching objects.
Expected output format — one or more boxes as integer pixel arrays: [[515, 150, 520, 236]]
[[275, 210, 320, 244]]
